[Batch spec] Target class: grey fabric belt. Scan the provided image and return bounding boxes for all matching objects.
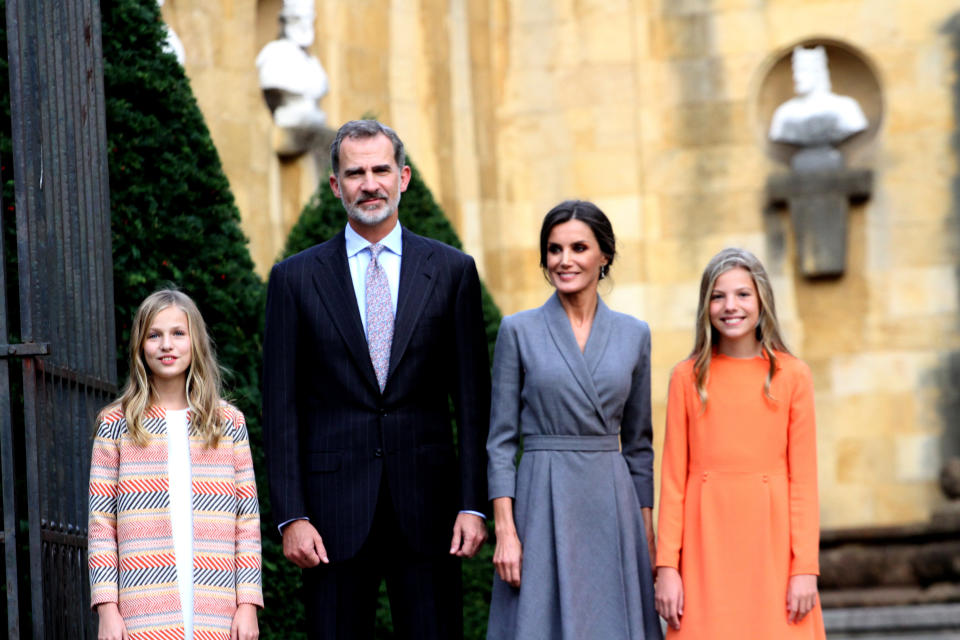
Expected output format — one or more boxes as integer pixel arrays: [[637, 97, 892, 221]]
[[522, 434, 620, 452]]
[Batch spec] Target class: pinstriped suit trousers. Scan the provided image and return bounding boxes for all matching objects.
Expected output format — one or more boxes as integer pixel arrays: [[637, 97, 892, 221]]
[[301, 475, 463, 640]]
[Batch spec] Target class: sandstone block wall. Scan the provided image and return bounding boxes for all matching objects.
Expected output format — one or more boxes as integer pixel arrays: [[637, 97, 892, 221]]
[[165, 0, 960, 529]]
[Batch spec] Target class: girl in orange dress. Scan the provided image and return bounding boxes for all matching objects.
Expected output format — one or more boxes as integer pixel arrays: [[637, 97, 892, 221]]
[[654, 248, 826, 639]]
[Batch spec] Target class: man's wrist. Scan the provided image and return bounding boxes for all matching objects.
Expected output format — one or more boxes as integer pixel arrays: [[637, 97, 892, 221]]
[[278, 516, 309, 535]]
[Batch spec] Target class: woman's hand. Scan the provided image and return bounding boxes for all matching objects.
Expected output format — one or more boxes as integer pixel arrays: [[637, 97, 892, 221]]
[[493, 528, 523, 587], [641, 507, 656, 579], [96, 602, 128, 640], [786, 574, 818, 624], [655, 566, 684, 631], [231, 603, 259, 640], [491, 496, 522, 587]]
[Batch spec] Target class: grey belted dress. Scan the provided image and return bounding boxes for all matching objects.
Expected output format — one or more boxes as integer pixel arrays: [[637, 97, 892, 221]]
[[486, 293, 662, 640]]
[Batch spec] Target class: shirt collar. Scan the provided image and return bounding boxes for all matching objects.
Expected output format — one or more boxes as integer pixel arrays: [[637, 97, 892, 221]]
[[344, 220, 403, 258]]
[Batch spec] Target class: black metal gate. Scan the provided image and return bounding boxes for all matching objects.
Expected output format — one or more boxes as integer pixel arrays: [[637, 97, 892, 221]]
[[2, 0, 115, 638]]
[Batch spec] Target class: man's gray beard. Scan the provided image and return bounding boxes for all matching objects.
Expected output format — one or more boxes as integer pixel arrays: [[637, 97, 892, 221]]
[[343, 193, 401, 227]]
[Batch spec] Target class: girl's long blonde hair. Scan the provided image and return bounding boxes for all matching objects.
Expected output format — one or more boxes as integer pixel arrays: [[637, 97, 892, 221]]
[[115, 289, 225, 446], [691, 248, 790, 405]]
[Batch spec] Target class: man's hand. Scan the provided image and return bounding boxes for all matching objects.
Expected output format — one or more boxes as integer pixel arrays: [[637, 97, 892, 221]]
[[282, 519, 329, 568], [96, 602, 128, 640], [786, 574, 818, 624], [449, 513, 488, 558]]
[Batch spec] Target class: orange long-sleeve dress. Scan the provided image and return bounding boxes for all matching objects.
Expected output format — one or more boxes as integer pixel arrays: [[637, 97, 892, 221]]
[[656, 353, 826, 639]]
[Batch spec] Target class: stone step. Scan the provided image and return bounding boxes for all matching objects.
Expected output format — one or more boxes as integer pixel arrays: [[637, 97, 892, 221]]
[[825, 603, 960, 639]]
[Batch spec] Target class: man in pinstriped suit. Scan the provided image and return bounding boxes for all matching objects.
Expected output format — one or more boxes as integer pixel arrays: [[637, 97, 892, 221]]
[[262, 120, 490, 639]]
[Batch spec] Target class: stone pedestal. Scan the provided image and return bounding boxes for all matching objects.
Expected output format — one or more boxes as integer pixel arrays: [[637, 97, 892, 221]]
[[767, 146, 872, 277]]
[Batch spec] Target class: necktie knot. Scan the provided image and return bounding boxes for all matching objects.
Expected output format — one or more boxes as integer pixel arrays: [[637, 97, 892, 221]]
[[369, 243, 385, 262]]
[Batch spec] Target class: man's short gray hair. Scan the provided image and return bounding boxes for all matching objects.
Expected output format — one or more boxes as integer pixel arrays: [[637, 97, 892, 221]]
[[330, 120, 406, 176]]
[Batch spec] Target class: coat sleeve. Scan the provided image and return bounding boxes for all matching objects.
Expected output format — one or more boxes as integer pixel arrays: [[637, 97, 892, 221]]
[[656, 364, 690, 569], [619, 322, 655, 508], [231, 409, 265, 607], [262, 260, 307, 525], [486, 317, 523, 500], [449, 256, 492, 513], [88, 413, 121, 608], [787, 361, 821, 576]]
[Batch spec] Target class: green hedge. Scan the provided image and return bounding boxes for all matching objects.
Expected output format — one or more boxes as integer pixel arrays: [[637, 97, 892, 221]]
[[284, 160, 500, 639]]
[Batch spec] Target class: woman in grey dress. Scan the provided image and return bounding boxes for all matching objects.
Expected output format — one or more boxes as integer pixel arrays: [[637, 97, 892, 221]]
[[486, 201, 662, 639]]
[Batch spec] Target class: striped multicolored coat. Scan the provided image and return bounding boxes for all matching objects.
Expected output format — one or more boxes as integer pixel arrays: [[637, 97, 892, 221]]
[[88, 402, 263, 640]]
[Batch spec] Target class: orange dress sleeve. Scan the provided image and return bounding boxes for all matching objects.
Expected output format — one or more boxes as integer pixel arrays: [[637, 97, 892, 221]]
[[787, 361, 820, 576], [656, 363, 690, 569]]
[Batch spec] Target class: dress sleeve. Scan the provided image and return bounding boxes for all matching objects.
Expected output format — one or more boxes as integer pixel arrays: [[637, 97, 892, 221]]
[[620, 323, 654, 508], [486, 317, 523, 500], [232, 409, 265, 607], [88, 414, 120, 609], [656, 365, 690, 569], [787, 361, 820, 576]]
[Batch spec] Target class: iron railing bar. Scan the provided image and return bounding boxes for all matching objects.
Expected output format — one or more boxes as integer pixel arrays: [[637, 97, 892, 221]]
[[0, 173, 21, 639], [5, 0, 39, 347], [36, 360, 118, 396], [46, 0, 70, 377], [7, 0, 48, 630], [20, 358, 44, 639], [65, 0, 90, 380], [89, 0, 113, 385], [51, 379, 64, 551], [39, 524, 87, 548], [70, 383, 81, 544]]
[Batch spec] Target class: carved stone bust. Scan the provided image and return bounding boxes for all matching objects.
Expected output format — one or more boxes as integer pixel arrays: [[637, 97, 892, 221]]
[[769, 45, 867, 147], [255, 0, 329, 133]]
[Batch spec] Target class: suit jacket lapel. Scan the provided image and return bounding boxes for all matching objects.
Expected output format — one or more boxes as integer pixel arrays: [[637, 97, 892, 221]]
[[543, 293, 607, 427], [312, 231, 380, 394], [388, 229, 436, 381]]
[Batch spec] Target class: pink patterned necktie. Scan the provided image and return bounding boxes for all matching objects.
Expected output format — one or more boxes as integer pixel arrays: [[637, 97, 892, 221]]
[[365, 243, 394, 391]]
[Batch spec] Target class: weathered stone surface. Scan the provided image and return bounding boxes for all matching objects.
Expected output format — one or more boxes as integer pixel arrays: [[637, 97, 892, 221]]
[[820, 520, 960, 607], [824, 602, 960, 638], [931, 502, 960, 530], [169, 0, 960, 532], [940, 458, 960, 500], [767, 159, 872, 277], [823, 584, 960, 609], [914, 542, 960, 584]]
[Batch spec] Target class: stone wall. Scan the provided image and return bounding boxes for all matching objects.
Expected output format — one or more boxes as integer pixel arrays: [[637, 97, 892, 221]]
[[163, 0, 960, 529]]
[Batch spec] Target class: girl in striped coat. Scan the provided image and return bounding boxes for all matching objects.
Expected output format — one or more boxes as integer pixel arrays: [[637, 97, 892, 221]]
[[88, 289, 262, 640]]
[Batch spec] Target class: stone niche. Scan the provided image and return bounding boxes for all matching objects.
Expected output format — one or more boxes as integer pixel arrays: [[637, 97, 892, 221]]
[[756, 39, 883, 167], [755, 40, 882, 278]]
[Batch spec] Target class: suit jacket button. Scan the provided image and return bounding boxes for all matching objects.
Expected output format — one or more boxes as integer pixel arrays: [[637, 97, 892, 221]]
[[380, 410, 387, 417], [374, 448, 383, 457]]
